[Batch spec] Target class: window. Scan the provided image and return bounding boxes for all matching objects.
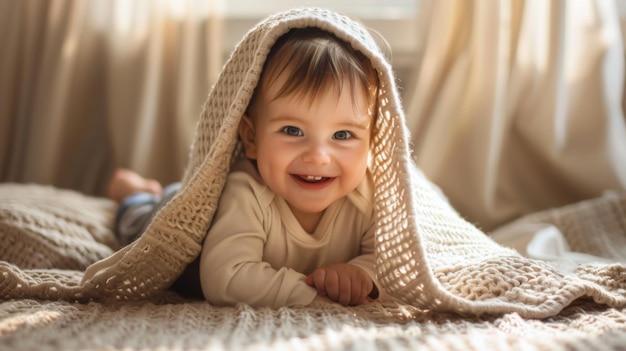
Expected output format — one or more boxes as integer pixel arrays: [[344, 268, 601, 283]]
[[218, 1, 420, 95]]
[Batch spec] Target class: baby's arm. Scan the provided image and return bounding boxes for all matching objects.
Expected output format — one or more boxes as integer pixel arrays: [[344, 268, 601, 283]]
[[200, 170, 317, 308], [201, 233, 317, 307], [305, 263, 377, 306]]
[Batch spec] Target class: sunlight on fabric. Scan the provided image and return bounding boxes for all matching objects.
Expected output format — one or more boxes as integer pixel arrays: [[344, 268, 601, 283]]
[[166, 0, 220, 20], [557, 1, 589, 149], [45, 2, 80, 69], [96, 0, 414, 23], [564, 0, 596, 83], [0, 309, 63, 334], [221, 0, 416, 19], [99, 0, 218, 35], [563, 0, 624, 85], [112, 0, 143, 34], [516, 0, 549, 73], [91, 0, 153, 46], [167, 0, 188, 18]]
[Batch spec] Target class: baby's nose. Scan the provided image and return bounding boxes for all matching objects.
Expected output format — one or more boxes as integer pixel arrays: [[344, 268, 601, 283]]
[[301, 142, 331, 165]]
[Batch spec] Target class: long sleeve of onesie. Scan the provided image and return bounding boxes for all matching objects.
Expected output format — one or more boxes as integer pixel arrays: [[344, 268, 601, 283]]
[[199, 166, 317, 308], [199, 159, 381, 307]]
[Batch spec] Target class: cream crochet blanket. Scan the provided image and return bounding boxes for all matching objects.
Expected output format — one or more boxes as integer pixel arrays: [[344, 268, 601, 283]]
[[1, 183, 626, 350], [1, 9, 625, 346]]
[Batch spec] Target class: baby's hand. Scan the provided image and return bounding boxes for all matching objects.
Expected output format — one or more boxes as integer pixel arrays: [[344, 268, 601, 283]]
[[305, 263, 374, 306]]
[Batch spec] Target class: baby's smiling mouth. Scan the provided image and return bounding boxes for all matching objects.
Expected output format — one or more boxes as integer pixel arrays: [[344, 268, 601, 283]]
[[294, 174, 332, 183]]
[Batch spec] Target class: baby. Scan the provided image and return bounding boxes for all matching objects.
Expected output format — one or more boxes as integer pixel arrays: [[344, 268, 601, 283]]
[[108, 24, 391, 308]]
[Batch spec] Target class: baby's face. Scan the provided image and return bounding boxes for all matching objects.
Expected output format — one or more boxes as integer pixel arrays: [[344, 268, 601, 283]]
[[242, 71, 372, 221]]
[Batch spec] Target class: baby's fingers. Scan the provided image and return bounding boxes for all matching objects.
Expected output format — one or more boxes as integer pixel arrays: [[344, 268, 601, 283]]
[[308, 269, 328, 296], [349, 274, 365, 305]]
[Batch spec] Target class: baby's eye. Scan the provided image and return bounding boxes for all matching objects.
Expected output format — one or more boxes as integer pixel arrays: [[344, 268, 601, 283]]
[[333, 130, 353, 140], [281, 126, 303, 136]]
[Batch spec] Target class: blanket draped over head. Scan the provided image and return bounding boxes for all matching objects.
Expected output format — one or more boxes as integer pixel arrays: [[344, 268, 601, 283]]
[[1, 7, 624, 319]]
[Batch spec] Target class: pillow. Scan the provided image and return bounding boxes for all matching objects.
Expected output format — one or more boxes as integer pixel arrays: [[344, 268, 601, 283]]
[[0, 183, 119, 270]]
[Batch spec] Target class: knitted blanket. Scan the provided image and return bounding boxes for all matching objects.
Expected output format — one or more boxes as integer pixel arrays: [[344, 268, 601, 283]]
[[1, 184, 625, 350], [1, 7, 626, 350]]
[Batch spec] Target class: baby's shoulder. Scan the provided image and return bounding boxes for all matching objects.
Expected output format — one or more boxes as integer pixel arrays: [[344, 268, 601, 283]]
[[346, 171, 375, 217], [225, 158, 274, 206]]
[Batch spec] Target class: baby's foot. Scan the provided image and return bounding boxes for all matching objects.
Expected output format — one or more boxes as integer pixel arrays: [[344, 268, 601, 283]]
[[107, 169, 163, 203]]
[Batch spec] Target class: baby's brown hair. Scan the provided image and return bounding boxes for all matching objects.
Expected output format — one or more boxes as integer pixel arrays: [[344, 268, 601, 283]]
[[247, 27, 381, 124]]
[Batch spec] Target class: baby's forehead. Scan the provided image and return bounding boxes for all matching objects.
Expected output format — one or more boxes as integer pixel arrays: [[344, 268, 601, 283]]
[[260, 65, 374, 106]]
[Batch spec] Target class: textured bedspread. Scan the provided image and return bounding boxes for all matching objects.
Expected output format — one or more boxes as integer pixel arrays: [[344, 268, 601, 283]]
[[1, 183, 625, 350], [2, 297, 626, 350]]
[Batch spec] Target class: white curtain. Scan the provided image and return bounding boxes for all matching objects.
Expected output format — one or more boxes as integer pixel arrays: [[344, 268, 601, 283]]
[[0, 0, 222, 195], [407, 0, 626, 231]]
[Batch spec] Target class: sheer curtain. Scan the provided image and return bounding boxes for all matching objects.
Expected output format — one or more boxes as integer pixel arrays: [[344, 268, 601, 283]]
[[407, 0, 626, 232], [0, 0, 222, 196]]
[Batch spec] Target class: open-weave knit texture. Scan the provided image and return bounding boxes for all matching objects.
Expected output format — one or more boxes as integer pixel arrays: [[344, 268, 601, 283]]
[[2, 185, 626, 350], [0, 8, 625, 321]]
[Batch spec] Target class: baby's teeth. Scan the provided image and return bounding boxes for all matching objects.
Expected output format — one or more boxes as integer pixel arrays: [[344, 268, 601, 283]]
[[305, 175, 322, 181]]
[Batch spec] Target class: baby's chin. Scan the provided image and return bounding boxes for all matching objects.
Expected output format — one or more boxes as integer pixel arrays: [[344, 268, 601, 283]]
[[286, 201, 333, 215]]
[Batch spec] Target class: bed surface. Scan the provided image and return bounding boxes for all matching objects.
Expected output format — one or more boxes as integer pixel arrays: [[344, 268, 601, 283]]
[[1, 183, 625, 351]]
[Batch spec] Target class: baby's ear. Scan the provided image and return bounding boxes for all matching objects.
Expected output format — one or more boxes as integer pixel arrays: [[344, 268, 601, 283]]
[[238, 115, 258, 159]]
